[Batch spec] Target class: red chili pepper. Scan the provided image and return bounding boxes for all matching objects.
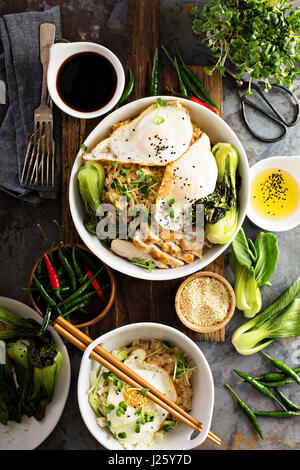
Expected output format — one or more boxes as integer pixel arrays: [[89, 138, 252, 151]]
[[191, 97, 218, 114], [43, 253, 60, 291], [86, 269, 105, 302]]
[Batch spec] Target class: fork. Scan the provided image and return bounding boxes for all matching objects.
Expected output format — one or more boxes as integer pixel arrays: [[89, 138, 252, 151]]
[[21, 23, 56, 187]]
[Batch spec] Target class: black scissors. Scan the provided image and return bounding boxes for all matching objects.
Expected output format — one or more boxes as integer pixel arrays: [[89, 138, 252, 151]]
[[206, 55, 299, 143]]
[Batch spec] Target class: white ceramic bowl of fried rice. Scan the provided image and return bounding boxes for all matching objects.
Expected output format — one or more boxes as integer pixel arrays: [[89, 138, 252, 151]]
[[77, 322, 214, 450], [69, 96, 249, 280]]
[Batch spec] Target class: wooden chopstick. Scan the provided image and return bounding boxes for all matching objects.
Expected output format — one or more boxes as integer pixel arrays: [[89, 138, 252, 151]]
[[53, 317, 221, 446]]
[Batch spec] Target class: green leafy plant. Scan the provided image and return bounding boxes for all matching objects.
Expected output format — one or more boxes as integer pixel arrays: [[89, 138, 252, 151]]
[[192, 0, 300, 92], [232, 276, 300, 355], [229, 229, 279, 318]]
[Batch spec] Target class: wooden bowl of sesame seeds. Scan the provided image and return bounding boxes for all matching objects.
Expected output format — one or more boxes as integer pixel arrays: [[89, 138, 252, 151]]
[[175, 271, 235, 333]]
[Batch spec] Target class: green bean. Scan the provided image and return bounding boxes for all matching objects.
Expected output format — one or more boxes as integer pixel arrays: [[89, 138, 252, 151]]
[[32, 273, 56, 308], [275, 389, 300, 411], [233, 370, 287, 411], [261, 352, 300, 386], [37, 304, 52, 336], [254, 411, 300, 418], [225, 384, 264, 440], [150, 47, 159, 96], [118, 69, 135, 105], [258, 380, 296, 387], [58, 247, 77, 292]]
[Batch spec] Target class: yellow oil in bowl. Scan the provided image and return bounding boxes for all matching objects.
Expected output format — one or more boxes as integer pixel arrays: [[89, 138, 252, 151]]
[[251, 168, 300, 221]]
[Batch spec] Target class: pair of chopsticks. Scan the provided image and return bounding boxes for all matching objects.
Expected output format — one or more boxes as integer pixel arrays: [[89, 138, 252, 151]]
[[53, 316, 221, 446]]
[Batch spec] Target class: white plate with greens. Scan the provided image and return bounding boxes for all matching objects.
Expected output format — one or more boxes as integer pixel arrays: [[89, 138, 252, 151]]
[[0, 297, 71, 450]]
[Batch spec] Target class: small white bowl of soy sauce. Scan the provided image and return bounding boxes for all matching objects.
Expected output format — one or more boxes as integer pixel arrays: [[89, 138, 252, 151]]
[[47, 42, 125, 119]]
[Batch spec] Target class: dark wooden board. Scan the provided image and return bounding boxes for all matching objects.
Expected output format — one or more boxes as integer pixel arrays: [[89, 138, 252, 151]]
[[61, 0, 224, 342]]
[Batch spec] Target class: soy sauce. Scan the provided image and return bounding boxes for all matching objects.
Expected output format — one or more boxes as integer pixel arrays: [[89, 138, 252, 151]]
[[56, 52, 117, 113]]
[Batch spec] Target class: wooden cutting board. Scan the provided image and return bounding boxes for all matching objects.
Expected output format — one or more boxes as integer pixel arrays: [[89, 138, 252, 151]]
[[61, 0, 224, 342]]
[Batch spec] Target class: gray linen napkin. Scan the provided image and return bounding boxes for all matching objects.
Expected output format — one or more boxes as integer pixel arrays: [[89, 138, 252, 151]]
[[0, 6, 62, 204]]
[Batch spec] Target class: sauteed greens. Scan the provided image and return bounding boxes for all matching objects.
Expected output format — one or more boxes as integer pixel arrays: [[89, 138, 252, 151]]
[[229, 229, 278, 318], [0, 308, 62, 425]]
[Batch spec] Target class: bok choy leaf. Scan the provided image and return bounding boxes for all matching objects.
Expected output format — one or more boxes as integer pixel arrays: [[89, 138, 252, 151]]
[[229, 229, 278, 318]]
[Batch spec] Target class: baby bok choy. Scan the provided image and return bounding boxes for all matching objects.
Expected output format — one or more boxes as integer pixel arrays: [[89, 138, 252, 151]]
[[204, 143, 239, 244], [232, 276, 300, 355], [77, 160, 105, 235], [229, 229, 278, 318]]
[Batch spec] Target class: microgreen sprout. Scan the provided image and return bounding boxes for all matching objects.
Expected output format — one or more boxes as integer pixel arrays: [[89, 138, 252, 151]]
[[192, 0, 300, 93]]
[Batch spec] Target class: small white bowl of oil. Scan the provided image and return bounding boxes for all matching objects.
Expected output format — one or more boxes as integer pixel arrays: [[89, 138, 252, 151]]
[[248, 156, 300, 232]]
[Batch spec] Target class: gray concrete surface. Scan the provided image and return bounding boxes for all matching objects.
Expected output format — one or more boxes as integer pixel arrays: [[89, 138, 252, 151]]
[[0, 0, 299, 450]]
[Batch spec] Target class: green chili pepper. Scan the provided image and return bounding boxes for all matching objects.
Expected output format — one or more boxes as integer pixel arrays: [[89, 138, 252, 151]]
[[47, 240, 56, 265], [175, 42, 219, 109], [261, 352, 300, 386], [77, 249, 99, 273], [61, 297, 92, 319], [258, 380, 296, 387], [59, 266, 103, 306], [32, 273, 56, 308], [36, 256, 43, 276], [183, 66, 219, 110], [275, 389, 300, 412], [179, 66, 206, 102], [150, 47, 159, 96], [56, 267, 64, 278], [72, 245, 85, 284], [61, 290, 97, 312], [225, 384, 264, 440], [58, 247, 77, 292], [37, 304, 52, 336], [162, 46, 188, 98], [233, 370, 287, 410], [255, 366, 300, 382], [254, 411, 300, 418], [57, 285, 71, 295], [118, 69, 135, 105]]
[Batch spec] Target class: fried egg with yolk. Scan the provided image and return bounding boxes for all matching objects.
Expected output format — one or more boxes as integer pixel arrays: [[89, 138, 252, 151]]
[[155, 133, 218, 231], [105, 348, 177, 450], [83, 100, 193, 166]]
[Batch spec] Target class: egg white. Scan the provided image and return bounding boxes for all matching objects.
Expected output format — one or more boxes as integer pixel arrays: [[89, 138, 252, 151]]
[[106, 349, 177, 450], [155, 133, 218, 231], [83, 101, 193, 166]]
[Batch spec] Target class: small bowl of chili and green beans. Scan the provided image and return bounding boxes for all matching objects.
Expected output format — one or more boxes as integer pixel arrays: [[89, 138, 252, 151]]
[[28, 243, 116, 330]]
